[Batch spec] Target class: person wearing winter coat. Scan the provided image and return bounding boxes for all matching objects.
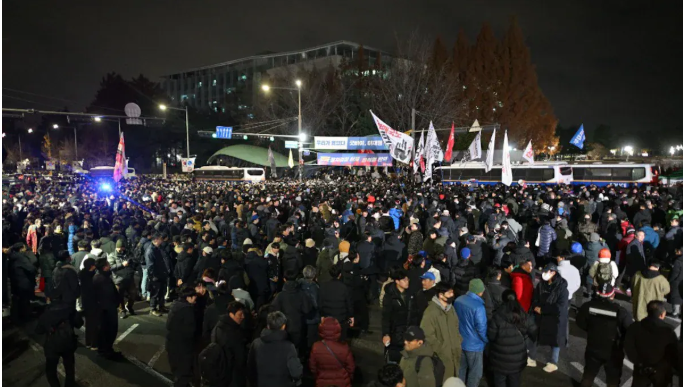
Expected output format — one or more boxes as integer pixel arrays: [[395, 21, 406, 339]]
[[210, 301, 248, 387], [38, 225, 59, 297], [316, 241, 335, 283], [536, 221, 557, 260], [588, 248, 619, 289], [420, 282, 463, 381], [309, 317, 355, 387], [509, 240, 535, 268], [529, 263, 569, 373], [145, 234, 170, 316], [270, 269, 313, 352], [667, 248, 683, 318], [555, 218, 573, 253], [664, 217, 683, 261], [382, 268, 415, 364], [173, 243, 196, 286], [406, 221, 424, 258], [624, 300, 678, 387], [483, 268, 507, 320], [107, 239, 136, 318], [584, 233, 607, 289], [244, 245, 269, 309], [51, 251, 81, 311], [399, 326, 437, 387], [247, 311, 304, 387], [576, 283, 633, 387], [67, 223, 78, 255], [8, 243, 37, 324], [632, 261, 670, 321], [165, 285, 197, 387], [202, 282, 236, 341], [299, 266, 321, 348], [35, 302, 83, 387], [451, 248, 478, 297], [422, 229, 446, 258], [639, 223, 660, 253], [414, 272, 438, 323], [454, 279, 488, 387], [487, 290, 537, 387], [624, 231, 647, 285], [556, 253, 581, 303], [577, 214, 598, 245], [319, 265, 354, 342]]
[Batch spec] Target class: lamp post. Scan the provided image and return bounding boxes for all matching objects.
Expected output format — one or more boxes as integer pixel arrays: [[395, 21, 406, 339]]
[[52, 124, 79, 160], [262, 80, 304, 181], [16, 128, 33, 162], [94, 116, 122, 136], [159, 104, 190, 158]]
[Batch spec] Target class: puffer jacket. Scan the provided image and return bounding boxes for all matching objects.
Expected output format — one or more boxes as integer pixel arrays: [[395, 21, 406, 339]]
[[640, 225, 660, 249], [309, 317, 355, 387], [537, 224, 556, 256], [389, 208, 403, 230], [454, 292, 488, 352], [67, 225, 77, 255], [487, 308, 537, 375], [451, 259, 478, 297], [407, 231, 424, 257]]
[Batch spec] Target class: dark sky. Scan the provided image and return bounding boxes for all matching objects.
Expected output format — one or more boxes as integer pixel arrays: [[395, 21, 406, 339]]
[[4, 0, 682, 144]]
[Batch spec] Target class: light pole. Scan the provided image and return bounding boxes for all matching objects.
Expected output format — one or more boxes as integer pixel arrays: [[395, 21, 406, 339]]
[[52, 124, 78, 160], [159, 104, 190, 158], [262, 80, 304, 181], [94, 116, 122, 136]]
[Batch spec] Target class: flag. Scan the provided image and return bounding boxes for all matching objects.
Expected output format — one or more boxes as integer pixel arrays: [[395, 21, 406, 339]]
[[424, 121, 444, 181], [469, 131, 482, 160], [288, 149, 294, 168], [268, 147, 277, 177], [570, 124, 586, 149], [444, 122, 455, 162], [369, 110, 413, 164], [181, 157, 196, 172], [523, 140, 534, 164], [484, 128, 496, 172], [113, 132, 126, 182], [413, 132, 425, 174], [501, 130, 513, 186]]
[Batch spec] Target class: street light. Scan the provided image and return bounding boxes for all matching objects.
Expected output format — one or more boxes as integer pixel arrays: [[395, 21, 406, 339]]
[[53, 124, 59, 129], [94, 117, 123, 136], [27, 128, 33, 133], [158, 104, 190, 158], [94, 116, 102, 122], [52, 124, 79, 159], [261, 80, 304, 181]]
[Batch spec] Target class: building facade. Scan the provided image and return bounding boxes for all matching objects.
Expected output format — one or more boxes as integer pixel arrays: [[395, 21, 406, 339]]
[[160, 41, 390, 114]]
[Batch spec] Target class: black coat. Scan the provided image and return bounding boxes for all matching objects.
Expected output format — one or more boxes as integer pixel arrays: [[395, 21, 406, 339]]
[[194, 253, 222, 281], [381, 283, 416, 345], [93, 271, 120, 311], [531, 275, 569, 347], [218, 259, 243, 283], [576, 297, 633, 360], [414, 287, 437, 323], [318, 278, 353, 323], [145, 244, 169, 280], [9, 251, 37, 292], [281, 245, 303, 276], [302, 247, 318, 269], [247, 329, 303, 387], [357, 240, 375, 270], [174, 251, 196, 285], [35, 303, 82, 357], [668, 254, 683, 305], [51, 262, 80, 307], [510, 246, 535, 268], [78, 268, 97, 311], [270, 281, 313, 346], [202, 293, 235, 340], [245, 250, 269, 296], [214, 314, 248, 387], [483, 279, 507, 320], [624, 316, 678, 378], [452, 259, 478, 297], [487, 308, 537, 375], [165, 299, 196, 362]]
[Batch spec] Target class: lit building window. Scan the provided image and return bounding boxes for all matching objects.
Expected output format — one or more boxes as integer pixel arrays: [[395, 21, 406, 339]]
[[240, 75, 247, 81], [247, 113, 254, 119], [180, 94, 188, 101], [198, 81, 202, 87], [213, 101, 217, 104], [213, 79, 217, 86]]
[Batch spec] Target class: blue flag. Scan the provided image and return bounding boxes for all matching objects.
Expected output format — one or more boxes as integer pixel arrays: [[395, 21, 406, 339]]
[[570, 124, 586, 149]]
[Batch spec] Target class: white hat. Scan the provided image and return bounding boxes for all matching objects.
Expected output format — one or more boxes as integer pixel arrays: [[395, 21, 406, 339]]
[[202, 246, 214, 254], [243, 238, 253, 246]]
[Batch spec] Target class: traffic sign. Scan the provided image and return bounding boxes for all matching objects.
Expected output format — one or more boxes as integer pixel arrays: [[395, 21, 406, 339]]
[[285, 141, 299, 149], [215, 126, 233, 139], [303, 150, 310, 156]]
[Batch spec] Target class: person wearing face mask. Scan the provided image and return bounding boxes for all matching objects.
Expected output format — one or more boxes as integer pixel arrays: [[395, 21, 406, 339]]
[[420, 281, 463, 381], [92, 258, 122, 359], [528, 263, 569, 373]]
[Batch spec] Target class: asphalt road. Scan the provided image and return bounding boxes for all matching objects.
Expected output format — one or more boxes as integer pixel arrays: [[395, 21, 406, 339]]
[[4, 293, 681, 387]]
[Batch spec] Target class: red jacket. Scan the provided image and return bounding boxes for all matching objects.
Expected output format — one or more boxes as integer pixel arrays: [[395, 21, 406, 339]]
[[309, 317, 355, 387], [510, 269, 533, 312], [618, 233, 636, 267]]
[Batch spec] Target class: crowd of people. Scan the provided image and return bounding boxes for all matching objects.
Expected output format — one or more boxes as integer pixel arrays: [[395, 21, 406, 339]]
[[4, 171, 683, 387]]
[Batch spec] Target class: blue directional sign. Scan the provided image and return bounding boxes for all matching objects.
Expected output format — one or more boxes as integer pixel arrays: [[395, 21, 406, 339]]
[[285, 141, 299, 149], [303, 150, 310, 156], [215, 126, 233, 139]]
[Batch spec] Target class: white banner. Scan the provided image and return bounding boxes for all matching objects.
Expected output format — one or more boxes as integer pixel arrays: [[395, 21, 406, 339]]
[[484, 128, 496, 173], [369, 110, 413, 164], [469, 132, 482, 160], [502, 130, 512, 186], [413, 132, 425, 175], [181, 157, 196, 173], [523, 140, 534, 164], [424, 121, 443, 181]]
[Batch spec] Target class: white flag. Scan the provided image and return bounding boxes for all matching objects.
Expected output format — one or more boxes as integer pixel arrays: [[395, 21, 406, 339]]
[[468, 132, 482, 160], [424, 121, 444, 181], [288, 149, 294, 168], [484, 128, 496, 172], [413, 132, 425, 175], [370, 110, 413, 164], [501, 130, 513, 186], [523, 140, 534, 164], [181, 157, 196, 173]]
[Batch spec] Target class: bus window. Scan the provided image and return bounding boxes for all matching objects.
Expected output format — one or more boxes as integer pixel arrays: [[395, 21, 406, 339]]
[[512, 169, 527, 181], [559, 167, 572, 176], [586, 168, 611, 179], [612, 168, 632, 181], [246, 169, 264, 176], [542, 169, 554, 181], [572, 168, 585, 180], [632, 167, 646, 180]]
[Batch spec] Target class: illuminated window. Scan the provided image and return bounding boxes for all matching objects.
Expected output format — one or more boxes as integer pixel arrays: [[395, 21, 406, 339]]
[[198, 81, 202, 87], [212, 79, 217, 86], [247, 113, 254, 119], [241, 74, 247, 81], [180, 94, 188, 100]]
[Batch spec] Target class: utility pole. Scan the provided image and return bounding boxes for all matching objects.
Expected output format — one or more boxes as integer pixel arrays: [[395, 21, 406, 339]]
[[411, 108, 416, 180]]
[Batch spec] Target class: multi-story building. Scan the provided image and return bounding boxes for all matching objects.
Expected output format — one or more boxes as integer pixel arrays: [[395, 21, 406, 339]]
[[160, 40, 390, 114]]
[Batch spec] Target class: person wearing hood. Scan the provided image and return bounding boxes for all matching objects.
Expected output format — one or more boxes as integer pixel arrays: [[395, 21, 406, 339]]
[[208, 301, 248, 387], [421, 281, 463, 381], [247, 311, 303, 387], [452, 248, 478, 298], [270, 269, 313, 353], [309, 317, 356, 387], [632, 260, 670, 321], [92, 258, 122, 359], [624, 301, 677, 387], [399, 326, 437, 387], [165, 284, 197, 387], [556, 251, 581, 305], [202, 281, 236, 341], [107, 239, 136, 319], [528, 263, 569, 373]]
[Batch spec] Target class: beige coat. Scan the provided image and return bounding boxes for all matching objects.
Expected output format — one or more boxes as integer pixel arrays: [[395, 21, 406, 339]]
[[632, 270, 670, 321], [420, 297, 463, 381]]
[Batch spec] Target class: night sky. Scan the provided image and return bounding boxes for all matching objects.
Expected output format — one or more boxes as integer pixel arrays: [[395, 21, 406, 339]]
[[4, 1, 683, 144]]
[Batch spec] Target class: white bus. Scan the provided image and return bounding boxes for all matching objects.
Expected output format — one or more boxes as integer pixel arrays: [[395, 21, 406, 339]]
[[85, 166, 137, 179], [436, 162, 572, 185], [192, 166, 266, 182], [569, 163, 656, 187]]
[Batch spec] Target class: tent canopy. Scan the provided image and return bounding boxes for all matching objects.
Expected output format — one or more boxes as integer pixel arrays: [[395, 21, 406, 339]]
[[206, 145, 292, 167]]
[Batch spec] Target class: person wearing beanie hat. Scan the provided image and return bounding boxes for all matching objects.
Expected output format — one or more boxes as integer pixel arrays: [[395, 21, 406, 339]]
[[107, 237, 136, 318], [453, 278, 488, 387], [575, 281, 633, 387], [588, 248, 619, 288], [452, 248, 478, 298]]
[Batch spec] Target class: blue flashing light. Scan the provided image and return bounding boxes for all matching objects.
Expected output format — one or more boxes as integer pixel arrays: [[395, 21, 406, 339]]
[[100, 182, 112, 192]]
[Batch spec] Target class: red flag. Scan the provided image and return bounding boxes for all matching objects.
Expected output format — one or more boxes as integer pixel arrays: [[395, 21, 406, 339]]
[[113, 133, 126, 182], [444, 122, 455, 162]]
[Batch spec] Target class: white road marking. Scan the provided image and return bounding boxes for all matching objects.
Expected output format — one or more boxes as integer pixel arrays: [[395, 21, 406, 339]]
[[622, 376, 633, 387], [114, 323, 139, 345], [571, 362, 606, 387], [624, 358, 634, 370], [124, 352, 173, 386], [568, 316, 576, 322], [148, 345, 165, 367]]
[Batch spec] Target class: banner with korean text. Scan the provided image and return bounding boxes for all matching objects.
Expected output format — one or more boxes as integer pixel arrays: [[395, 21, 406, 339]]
[[317, 153, 393, 167]]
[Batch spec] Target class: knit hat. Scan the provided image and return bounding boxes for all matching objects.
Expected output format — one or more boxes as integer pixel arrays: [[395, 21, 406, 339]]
[[590, 233, 600, 242], [305, 238, 315, 248], [243, 238, 253, 246], [339, 240, 350, 253], [460, 247, 471, 259], [116, 239, 125, 248], [469, 278, 485, 294]]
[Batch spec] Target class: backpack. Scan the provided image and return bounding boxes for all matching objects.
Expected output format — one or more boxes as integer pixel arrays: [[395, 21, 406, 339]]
[[596, 262, 613, 284], [198, 325, 232, 385], [133, 241, 146, 265], [415, 353, 446, 387]]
